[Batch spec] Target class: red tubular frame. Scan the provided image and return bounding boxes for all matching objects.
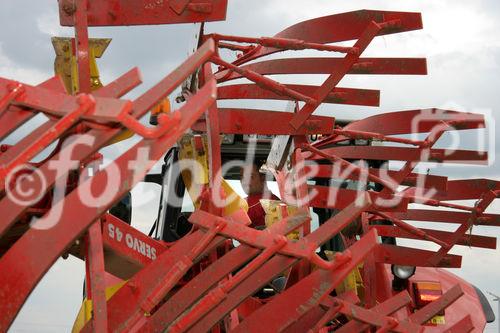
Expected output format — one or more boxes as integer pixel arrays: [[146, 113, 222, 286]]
[[289, 20, 385, 130], [216, 84, 380, 107], [0, 3, 497, 333], [58, 0, 229, 26], [216, 57, 427, 82], [0, 69, 142, 238], [0, 41, 218, 329], [0, 76, 66, 140]]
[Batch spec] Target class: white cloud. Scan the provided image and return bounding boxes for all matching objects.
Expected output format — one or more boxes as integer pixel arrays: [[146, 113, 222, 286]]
[[0, 43, 49, 85], [36, 9, 72, 37]]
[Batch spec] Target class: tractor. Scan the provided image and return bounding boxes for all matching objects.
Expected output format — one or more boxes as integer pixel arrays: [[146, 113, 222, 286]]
[[0, 1, 498, 332]]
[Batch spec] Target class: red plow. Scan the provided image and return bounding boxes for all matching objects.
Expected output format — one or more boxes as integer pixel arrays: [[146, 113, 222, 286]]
[[0, 1, 498, 332]]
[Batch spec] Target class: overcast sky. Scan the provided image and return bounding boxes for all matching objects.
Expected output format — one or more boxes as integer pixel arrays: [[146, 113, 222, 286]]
[[1, 0, 500, 331]]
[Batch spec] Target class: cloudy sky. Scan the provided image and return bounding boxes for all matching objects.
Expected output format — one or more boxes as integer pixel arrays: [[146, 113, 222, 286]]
[[1, 0, 500, 331]]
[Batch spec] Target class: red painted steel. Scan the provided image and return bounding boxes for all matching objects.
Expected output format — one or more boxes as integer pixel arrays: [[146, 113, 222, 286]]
[[306, 164, 449, 191], [0, 76, 66, 140], [209, 33, 358, 54], [394, 209, 500, 227], [192, 108, 335, 135], [86, 222, 108, 331], [216, 84, 380, 107], [203, 62, 223, 207], [314, 109, 485, 148], [406, 178, 500, 201], [309, 185, 409, 212], [341, 109, 485, 134], [335, 291, 413, 333], [0, 3, 498, 333], [306, 145, 488, 164], [212, 56, 318, 106], [375, 244, 462, 268], [335, 298, 422, 333], [0, 69, 142, 239], [0, 69, 140, 169], [231, 230, 379, 333], [58, 0, 228, 26], [0, 78, 131, 123], [289, 21, 383, 130], [445, 315, 474, 333], [0, 83, 25, 117], [0, 95, 96, 183], [0, 53, 217, 329], [169, 236, 288, 333], [142, 213, 310, 332], [307, 292, 360, 333], [187, 198, 373, 332], [231, 10, 423, 65], [409, 284, 464, 324], [100, 213, 167, 278], [216, 58, 427, 82], [75, 0, 91, 94], [372, 225, 497, 249]]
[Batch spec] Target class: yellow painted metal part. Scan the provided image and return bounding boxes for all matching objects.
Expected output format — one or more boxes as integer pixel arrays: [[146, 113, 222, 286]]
[[152, 98, 171, 117], [52, 36, 138, 144], [52, 37, 111, 95], [261, 199, 300, 240], [429, 316, 446, 325], [336, 265, 364, 297], [52, 37, 175, 146], [71, 280, 127, 333], [178, 134, 248, 215]]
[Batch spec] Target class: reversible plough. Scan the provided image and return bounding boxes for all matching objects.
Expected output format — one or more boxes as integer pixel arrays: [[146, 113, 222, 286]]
[[0, 1, 498, 332]]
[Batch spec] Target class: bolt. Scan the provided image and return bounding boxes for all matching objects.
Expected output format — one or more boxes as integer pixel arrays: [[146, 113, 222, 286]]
[[108, 11, 117, 20], [62, 2, 77, 16]]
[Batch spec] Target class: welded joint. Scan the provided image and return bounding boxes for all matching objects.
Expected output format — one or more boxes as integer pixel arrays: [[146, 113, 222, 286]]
[[308, 300, 344, 333], [169, 0, 190, 15], [0, 93, 96, 181], [187, 3, 213, 14], [331, 128, 423, 147], [76, 93, 97, 111], [138, 220, 227, 317], [421, 120, 453, 148], [118, 107, 181, 139], [187, 219, 227, 261], [300, 143, 398, 192], [375, 317, 399, 333], [311, 250, 352, 270], [211, 56, 317, 105], [227, 234, 288, 288], [0, 82, 25, 116], [139, 256, 191, 314], [375, 211, 449, 249], [377, 19, 403, 35]]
